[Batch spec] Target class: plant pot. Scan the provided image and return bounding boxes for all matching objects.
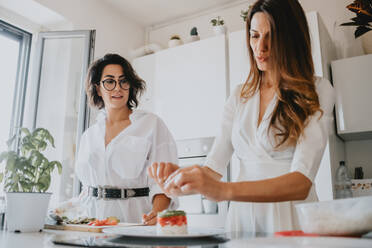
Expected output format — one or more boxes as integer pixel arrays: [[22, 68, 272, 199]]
[[5, 192, 51, 232], [186, 35, 200, 43], [168, 39, 183, 48], [213, 26, 226, 36]]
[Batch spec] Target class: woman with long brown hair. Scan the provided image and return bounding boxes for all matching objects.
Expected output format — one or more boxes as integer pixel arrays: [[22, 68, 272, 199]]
[[148, 0, 335, 232]]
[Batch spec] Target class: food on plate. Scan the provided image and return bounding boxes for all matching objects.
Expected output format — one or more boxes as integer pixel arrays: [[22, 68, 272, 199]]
[[88, 216, 120, 226], [157, 210, 187, 235], [66, 216, 96, 224]]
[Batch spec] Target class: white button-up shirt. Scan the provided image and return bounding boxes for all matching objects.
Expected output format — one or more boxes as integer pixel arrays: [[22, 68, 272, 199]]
[[75, 110, 178, 222], [205, 77, 335, 233]]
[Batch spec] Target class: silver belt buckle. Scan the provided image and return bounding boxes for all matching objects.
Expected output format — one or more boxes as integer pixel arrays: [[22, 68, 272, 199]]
[[126, 189, 136, 198]]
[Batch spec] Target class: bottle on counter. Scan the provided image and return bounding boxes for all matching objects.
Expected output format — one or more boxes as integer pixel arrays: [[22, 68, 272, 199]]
[[335, 161, 353, 199]]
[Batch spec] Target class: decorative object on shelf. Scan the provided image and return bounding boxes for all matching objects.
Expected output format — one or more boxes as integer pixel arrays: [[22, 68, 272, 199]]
[[168, 35, 183, 48], [240, 10, 249, 22], [187, 27, 200, 43], [130, 43, 163, 59], [241, 5, 253, 22], [341, 0, 372, 38], [210, 16, 226, 35], [0, 127, 62, 232]]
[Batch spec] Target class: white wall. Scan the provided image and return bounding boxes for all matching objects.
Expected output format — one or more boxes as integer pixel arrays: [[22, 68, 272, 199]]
[[34, 0, 145, 60], [148, 0, 371, 58]]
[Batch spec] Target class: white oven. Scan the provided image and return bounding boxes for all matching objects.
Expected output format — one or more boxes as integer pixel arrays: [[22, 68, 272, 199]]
[[176, 137, 230, 228]]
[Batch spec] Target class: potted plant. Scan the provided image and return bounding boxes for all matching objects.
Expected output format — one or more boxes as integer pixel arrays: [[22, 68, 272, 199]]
[[210, 16, 225, 35], [0, 127, 62, 232], [187, 27, 200, 43], [168, 35, 183, 48], [341, 0, 372, 38], [240, 9, 249, 22]]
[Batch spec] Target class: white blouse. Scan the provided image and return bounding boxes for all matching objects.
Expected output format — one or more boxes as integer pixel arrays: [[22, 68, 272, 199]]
[[74, 110, 178, 223], [205, 77, 335, 233]]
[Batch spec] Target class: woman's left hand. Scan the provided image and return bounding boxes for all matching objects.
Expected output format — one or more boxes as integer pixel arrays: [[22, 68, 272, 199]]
[[163, 165, 226, 202], [142, 210, 157, 225]]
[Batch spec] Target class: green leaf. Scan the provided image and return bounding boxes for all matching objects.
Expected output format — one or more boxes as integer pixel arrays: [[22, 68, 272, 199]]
[[19, 180, 33, 192], [355, 25, 372, 38], [23, 169, 35, 179], [0, 172, 3, 183], [37, 174, 51, 192], [45, 131, 55, 148], [21, 127, 31, 136], [6, 156, 16, 172], [49, 161, 62, 174]]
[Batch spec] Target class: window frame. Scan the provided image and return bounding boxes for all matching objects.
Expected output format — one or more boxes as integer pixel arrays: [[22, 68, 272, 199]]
[[0, 19, 32, 149]]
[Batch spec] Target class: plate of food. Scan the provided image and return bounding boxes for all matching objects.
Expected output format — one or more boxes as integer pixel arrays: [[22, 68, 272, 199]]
[[103, 210, 225, 238]]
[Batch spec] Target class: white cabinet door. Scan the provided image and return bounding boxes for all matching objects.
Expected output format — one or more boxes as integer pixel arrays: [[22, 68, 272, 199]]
[[332, 54, 372, 140], [154, 35, 227, 140], [132, 54, 156, 112], [228, 29, 250, 92]]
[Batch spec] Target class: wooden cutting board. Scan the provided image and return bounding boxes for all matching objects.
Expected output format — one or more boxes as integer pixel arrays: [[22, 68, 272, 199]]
[[44, 222, 145, 233], [44, 224, 107, 233]]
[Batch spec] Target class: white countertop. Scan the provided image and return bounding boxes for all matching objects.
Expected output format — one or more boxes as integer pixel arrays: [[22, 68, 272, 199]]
[[1, 229, 372, 248]]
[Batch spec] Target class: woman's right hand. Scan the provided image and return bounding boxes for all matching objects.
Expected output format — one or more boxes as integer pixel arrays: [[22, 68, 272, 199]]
[[147, 162, 179, 188]]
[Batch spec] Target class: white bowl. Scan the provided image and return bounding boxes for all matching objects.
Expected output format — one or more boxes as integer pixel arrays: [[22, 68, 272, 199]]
[[295, 196, 372, 235]]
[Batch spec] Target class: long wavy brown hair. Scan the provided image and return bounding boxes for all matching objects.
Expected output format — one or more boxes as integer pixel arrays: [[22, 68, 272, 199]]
[[242, 0, 322, 148]]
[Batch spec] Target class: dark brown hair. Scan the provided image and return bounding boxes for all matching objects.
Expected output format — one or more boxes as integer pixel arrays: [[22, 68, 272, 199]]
[[242, 0, 322, 148], [85, 53, 145, 109]]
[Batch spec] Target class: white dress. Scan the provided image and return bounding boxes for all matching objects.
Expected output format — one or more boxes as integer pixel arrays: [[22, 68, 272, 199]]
[[74, 110, 178, 222], [204, 77, 335, 233]]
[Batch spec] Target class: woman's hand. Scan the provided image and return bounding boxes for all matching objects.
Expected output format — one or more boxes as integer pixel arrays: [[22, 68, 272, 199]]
[[163, 165, 226, 202], [142, 210, 157, 225], [142, 194, 171, 225], [148, 162, 179, 192]]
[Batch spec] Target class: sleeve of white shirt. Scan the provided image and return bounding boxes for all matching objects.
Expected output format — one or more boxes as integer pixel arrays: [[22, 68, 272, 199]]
[[204, 85, 240, 176], [290, 78, 336, 182], [147, 115, 179, 208]]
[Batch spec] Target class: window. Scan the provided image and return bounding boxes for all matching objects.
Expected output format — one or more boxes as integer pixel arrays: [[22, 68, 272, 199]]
[[0, 20, 31, 196]]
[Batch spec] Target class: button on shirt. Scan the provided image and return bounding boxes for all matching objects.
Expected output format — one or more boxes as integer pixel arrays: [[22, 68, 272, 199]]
[[75, 110, 178, 222]]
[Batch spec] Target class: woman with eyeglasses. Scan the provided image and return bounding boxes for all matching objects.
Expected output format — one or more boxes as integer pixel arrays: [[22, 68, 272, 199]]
[[148, 0, 335, 233], [55, 53, 177, 225]]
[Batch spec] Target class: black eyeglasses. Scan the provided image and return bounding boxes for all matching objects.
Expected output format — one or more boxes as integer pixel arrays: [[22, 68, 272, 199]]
[[100, 78, 130, 91]]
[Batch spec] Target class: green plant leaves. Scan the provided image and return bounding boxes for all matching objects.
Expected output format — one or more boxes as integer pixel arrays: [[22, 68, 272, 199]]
[[0, 172, 3, 183], [341, 0, 372, 38], [355, 25, 372, 37], [1, 126, 62, 193], [49, 161, 62, 174]]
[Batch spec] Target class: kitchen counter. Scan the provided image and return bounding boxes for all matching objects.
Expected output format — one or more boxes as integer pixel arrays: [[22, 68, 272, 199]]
[[1, 229, 372, 248]]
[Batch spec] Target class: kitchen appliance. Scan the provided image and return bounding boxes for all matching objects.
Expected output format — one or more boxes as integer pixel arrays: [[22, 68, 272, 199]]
[[176, 137, 229, 228]]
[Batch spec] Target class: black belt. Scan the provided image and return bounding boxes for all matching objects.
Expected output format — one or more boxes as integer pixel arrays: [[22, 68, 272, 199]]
[[89, 186, 149, 200]]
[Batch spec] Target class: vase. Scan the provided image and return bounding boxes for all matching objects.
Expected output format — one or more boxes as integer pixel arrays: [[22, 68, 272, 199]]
[[186, 35, 200, 43], [213, 26, 226, 36], [168, 39, 183, 48], [5, 192, 51, 232]]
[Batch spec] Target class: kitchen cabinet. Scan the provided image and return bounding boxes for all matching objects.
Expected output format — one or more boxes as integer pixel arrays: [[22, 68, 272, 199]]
[[331, 54, 372, 140], [228, 11, 345, 201], [131, 53, 156, 112], [133, 35, 228, 140]]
